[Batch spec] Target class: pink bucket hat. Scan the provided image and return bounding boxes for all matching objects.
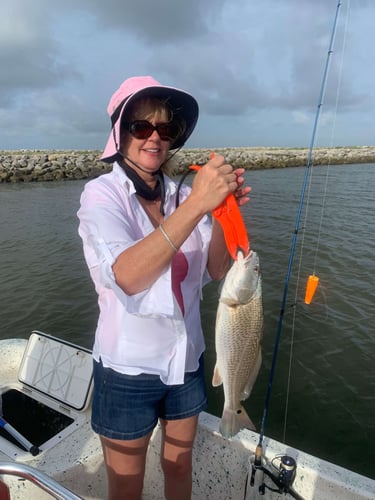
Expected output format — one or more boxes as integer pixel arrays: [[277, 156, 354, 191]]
[[101, 76, 199, 163]]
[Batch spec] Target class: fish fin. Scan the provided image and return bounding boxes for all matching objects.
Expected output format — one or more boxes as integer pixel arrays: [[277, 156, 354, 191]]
[[240, 349, 262, 400], [219, 405, 256, 438], [220, 296, 239, 306], [212, 365, 223, 387]]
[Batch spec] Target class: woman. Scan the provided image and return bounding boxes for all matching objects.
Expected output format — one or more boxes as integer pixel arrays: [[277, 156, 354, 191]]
[[77, 76, 250, 499]]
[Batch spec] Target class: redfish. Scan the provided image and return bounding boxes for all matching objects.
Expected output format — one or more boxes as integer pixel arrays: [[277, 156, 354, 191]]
[[213, 250, 263, 438]]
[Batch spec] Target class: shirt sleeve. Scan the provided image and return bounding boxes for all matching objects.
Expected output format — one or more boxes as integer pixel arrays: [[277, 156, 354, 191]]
[[77, 177, 177, 317]]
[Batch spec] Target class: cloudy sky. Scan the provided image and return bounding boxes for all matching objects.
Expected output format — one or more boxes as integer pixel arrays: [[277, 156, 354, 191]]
[[1, 0, 373, 151]]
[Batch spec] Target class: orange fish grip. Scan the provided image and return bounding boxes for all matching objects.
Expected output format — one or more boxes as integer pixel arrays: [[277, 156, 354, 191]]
[[189, 163, 250, 260]]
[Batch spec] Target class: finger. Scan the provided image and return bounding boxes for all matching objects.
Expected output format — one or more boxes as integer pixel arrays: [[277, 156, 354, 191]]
[[234, 168, 246, 177], [208, 154, 225, 168], [240, 186, 252, 195], [234, 186, 251, 203], [217, 163, 234, 176], [237, 196, 250, 207]]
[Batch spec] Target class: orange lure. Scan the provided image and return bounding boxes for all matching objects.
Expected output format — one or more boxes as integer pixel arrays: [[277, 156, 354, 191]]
[[304, 274, 320, 304]]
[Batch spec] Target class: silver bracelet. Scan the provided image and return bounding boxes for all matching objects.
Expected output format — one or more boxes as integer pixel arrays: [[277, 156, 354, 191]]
[[159, 223, 178, 252]]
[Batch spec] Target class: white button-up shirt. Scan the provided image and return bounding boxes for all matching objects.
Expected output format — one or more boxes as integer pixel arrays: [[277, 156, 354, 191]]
[[77, 163, 212, 385]]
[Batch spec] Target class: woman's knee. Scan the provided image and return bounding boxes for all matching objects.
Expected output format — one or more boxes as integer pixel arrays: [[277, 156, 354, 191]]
[[100, 434, 151, 499], [161, 449, 193, 479], [159, 416, 197, 479]]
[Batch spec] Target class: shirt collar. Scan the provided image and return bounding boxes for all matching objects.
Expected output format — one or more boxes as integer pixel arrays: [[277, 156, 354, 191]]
[[112, 161, 178, 199]]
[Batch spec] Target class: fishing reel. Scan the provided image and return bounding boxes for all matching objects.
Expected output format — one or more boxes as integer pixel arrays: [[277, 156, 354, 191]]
[[247, 452, 303, 499], [268, 455, 297, 493]]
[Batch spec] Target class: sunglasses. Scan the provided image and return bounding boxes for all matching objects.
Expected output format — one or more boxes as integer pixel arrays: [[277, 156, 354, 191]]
[[124, 120, 179, 142]]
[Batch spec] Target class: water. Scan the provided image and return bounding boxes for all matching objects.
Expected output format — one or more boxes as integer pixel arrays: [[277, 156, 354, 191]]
[[1, 164, 374, 479]]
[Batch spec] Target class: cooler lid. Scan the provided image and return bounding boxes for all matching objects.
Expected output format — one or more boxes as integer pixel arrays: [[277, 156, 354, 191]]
[[18, 331, 93, 411]]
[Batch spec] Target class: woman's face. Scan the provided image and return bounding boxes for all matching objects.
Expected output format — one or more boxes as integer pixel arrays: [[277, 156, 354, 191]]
[[121, 99, 172, 174]]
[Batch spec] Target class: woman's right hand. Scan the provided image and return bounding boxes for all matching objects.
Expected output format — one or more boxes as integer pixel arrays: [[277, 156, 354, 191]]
[[189, 155, 239, 214]]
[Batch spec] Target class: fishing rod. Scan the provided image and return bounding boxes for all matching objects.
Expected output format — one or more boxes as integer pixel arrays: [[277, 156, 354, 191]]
[[0, 416, 40, 456], [0, 394, 40, 456], [248, 1, 343, 496]]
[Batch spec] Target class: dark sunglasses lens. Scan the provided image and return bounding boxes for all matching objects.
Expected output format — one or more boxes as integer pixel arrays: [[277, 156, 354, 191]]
[[130, 121, 154, 139], [156, 124, 178, 141], [129, 121, 178, 141]]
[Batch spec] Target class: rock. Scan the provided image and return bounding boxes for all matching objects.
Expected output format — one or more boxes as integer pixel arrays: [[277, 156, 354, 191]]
[[0, 147, 374, 183]]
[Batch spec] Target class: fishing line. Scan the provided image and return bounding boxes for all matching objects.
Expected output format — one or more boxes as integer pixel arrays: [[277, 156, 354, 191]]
[[257, 0, 343, 451], [312, 0, 351, 275], [281, 0, 351, 443]]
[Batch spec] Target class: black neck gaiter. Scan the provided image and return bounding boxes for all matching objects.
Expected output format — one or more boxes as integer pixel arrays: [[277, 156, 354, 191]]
[[119, 159, 166, 214]]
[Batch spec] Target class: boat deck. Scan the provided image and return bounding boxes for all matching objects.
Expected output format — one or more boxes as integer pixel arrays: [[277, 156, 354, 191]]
[[1, 337, 374, 500]]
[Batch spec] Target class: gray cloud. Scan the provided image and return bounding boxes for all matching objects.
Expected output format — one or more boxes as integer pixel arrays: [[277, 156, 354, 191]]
[[0, 1, 81, 106], [0, 0, 374, 149], [61, 0, 228, 42]]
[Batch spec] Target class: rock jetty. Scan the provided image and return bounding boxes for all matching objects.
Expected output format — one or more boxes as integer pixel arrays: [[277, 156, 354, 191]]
[[0, 146, 374, 183]]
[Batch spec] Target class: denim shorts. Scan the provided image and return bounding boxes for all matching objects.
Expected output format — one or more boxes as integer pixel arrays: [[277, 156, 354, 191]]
[[91, 357, 207, 440]]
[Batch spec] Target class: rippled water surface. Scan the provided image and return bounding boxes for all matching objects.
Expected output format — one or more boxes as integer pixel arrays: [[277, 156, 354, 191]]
[[1, 163, 374, 479]]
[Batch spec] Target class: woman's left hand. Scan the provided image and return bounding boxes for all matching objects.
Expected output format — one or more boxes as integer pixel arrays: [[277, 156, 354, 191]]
[[233, 168, 251, 206]]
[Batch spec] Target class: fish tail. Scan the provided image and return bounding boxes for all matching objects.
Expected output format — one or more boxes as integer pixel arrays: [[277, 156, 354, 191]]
[[219, 405, 256, 438]]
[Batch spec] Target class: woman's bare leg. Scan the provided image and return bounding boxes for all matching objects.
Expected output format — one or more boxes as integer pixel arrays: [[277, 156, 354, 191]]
[[159, 415, 199, 500], [100, 432, 152, 500]]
